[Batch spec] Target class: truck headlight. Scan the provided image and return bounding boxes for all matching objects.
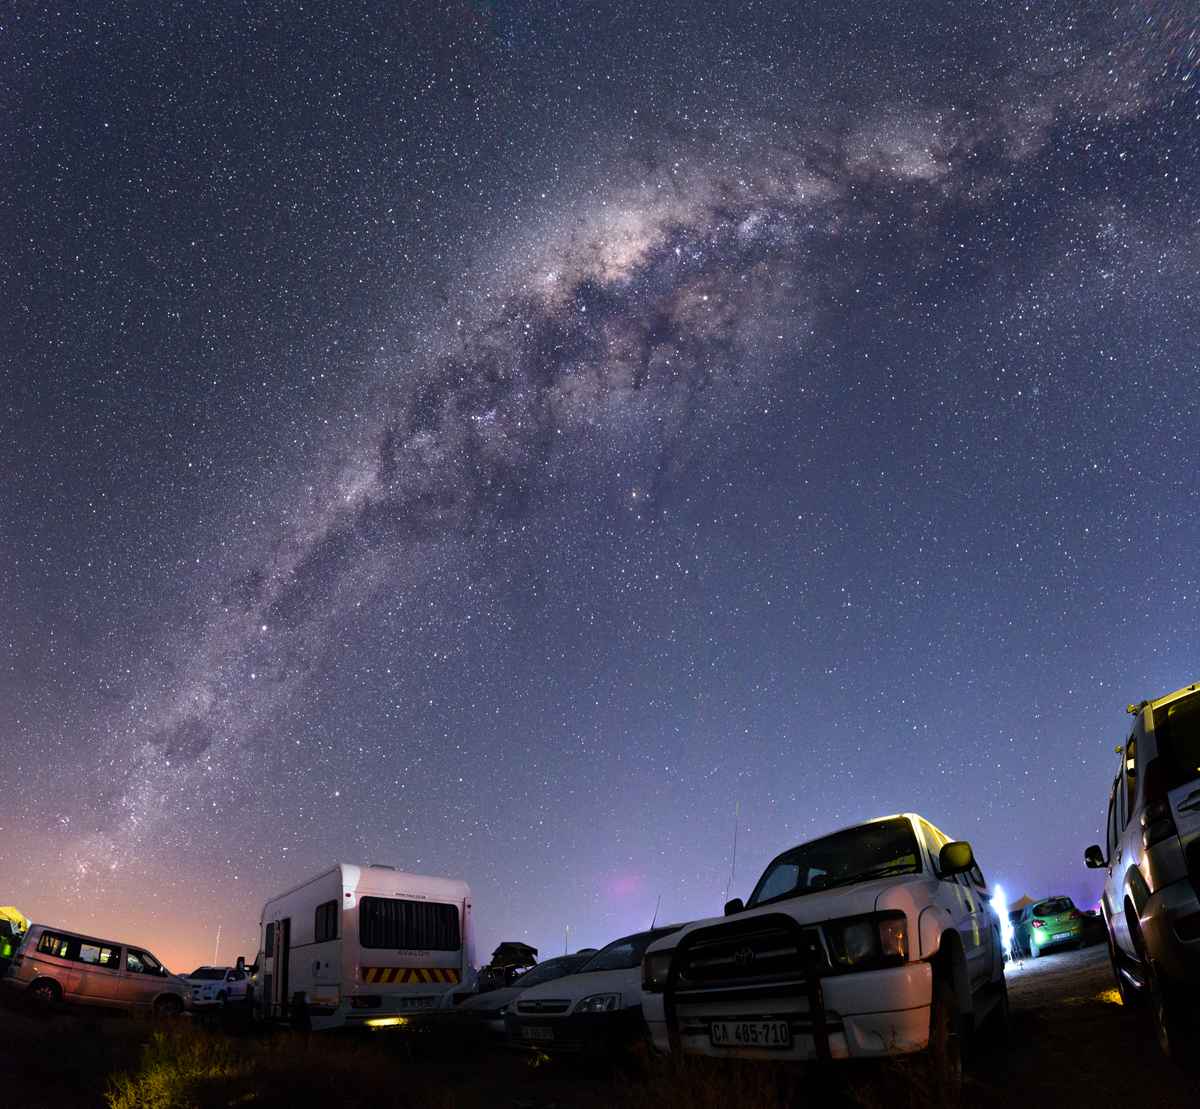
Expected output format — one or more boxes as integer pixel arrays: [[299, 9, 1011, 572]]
[[573, 993, 620, 1013], [824, 912, 908, 970], [642, 951, 673, 992]]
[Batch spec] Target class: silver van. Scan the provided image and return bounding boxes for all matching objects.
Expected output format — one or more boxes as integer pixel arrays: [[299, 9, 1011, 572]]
[[2, 923, 192, 1014]]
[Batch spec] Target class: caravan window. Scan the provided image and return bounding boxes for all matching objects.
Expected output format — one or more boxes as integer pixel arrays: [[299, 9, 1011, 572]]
[[315, 900, 339, 942], [359, 897, 460, 951]]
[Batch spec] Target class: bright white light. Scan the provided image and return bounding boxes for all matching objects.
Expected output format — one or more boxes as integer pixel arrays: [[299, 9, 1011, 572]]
[[993, 884, 1016, 959]]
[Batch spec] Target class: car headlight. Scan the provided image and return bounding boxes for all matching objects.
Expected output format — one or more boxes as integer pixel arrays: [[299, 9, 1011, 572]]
[[642, 951, 673, 992], [824, 912, 908, 970], [573, 993, 621, 1013]]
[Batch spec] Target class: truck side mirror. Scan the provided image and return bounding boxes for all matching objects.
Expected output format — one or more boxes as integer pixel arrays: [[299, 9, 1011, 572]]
[[939, 841, 975, 877], [724, 898, 744, 916], [1084, 844, 1106, 869], [236, 956, 245, 971]]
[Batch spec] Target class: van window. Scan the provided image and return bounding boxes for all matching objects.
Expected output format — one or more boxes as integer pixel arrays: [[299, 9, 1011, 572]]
[[315, 900, 338, 942], [79, 941, 121, 968], [359, 897, 460, 951], [126, 949, 164, 976], [37, 932, 77, 959]]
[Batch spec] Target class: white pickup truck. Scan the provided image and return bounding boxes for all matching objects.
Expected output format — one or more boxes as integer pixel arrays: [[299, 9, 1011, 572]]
[[641, 814, 1007, 1075]]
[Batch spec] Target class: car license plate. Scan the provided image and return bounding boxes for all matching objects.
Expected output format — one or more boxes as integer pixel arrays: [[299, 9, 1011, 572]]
[[521, 1025, 554, 1042], [710, 1020, 791, 1048], [1052, 932, 1071, 940]]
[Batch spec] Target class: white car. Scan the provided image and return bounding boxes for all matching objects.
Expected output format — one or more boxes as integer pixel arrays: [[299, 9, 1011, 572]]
[[641, 814, 1007, 1078], [185, 965, 250, 1009], [504, 926, 682, 1053]]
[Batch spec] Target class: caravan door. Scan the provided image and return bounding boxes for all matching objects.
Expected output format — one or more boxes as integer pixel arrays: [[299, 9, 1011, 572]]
[[264, 918, 291, 1018]]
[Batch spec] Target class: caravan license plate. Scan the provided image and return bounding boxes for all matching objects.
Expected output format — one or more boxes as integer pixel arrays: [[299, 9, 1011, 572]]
[[520, 1025, 554, 1042], [710, 1020, 791, 1048]]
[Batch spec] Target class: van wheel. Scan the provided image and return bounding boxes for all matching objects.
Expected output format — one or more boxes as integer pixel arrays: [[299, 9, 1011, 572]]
[[29, 979, 61, 1008], [928, 980, 963, 1104], [155, 995, 185, 1017]]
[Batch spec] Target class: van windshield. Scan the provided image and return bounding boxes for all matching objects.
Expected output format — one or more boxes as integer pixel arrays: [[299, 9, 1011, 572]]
[[747, 818, 922, 908], [1154, 690, 1200, 788]]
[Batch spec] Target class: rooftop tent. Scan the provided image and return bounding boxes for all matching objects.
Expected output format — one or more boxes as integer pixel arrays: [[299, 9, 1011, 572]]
[[0, 907, 29, 933], [489, 941, 538, 967]]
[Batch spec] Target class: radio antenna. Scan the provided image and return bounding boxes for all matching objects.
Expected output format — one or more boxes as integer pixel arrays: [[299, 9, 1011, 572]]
[[724, 802, 739, 904], [651, 894, 661, 928]]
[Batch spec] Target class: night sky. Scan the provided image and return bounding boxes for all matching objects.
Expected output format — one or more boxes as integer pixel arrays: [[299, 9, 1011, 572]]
[[3, 1, 1198, 975]]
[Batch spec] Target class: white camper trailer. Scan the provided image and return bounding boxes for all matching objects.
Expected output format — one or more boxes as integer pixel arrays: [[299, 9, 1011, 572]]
[[255, 863, 475, 1030]]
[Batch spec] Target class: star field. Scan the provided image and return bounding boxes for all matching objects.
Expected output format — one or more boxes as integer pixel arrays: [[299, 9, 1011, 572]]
[[2, 1, 1198, 971]]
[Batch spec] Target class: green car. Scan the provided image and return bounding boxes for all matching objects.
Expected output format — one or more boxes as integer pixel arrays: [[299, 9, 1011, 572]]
[[1018, 896, 1084, 957]]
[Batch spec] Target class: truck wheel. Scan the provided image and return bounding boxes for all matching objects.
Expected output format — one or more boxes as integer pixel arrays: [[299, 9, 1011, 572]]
[[29, 979, 61, 1008], [986, 975, 1011, 1045], [928, 980, 963, 1102], [216, 990, 227, 1011]]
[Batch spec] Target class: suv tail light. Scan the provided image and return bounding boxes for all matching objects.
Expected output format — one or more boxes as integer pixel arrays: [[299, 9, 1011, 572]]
[[1141, 790, 1177, 850]]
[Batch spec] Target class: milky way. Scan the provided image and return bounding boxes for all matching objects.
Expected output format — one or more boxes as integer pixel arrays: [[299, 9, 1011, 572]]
[[3, 2, 1198, 966]]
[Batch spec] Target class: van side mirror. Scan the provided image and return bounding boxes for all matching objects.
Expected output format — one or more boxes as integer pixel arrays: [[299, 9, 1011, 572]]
[[724, 898, 744, 916], [939, 841, 976, 877], [1084, 844, 1106, 869]]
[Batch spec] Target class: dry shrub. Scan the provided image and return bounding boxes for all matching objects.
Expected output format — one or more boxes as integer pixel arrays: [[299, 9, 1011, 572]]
[[104, 1024, 452, 1109], [626, 1042, 964, 1109], [845, 1049, 963, 1109]]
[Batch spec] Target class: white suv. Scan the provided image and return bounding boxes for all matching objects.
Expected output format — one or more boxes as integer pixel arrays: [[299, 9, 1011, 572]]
[[185, 965, 250, 1009], [641, 814, 1007, 1077], [1084, 680, 1200, 1060]]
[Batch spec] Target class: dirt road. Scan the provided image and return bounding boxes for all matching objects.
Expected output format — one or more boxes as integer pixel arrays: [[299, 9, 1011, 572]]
[[967, 939, 1200, 1107]]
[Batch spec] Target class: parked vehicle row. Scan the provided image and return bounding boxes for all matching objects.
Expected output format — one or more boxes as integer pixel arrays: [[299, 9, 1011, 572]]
[[16, 669, 1192, 1078], [489, 810, 1008, 1088]]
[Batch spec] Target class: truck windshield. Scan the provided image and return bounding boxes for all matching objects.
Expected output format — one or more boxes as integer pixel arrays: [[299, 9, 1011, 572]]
[[747, 817, 922, 908]]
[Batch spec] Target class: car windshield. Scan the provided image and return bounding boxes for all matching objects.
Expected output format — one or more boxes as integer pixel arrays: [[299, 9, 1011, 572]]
[[188, 968, 227, 980], [577, 927, 682, 973], [747, 817, 922, 908], [511, 954, 590, 988], [1154, 689, 1200, 789], [1033, 898, 1073, 916]]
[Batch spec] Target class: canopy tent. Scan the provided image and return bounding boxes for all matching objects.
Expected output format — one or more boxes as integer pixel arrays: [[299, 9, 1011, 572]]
[[489, 941, 538, 968], [1007, 894, 1035, 913]]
